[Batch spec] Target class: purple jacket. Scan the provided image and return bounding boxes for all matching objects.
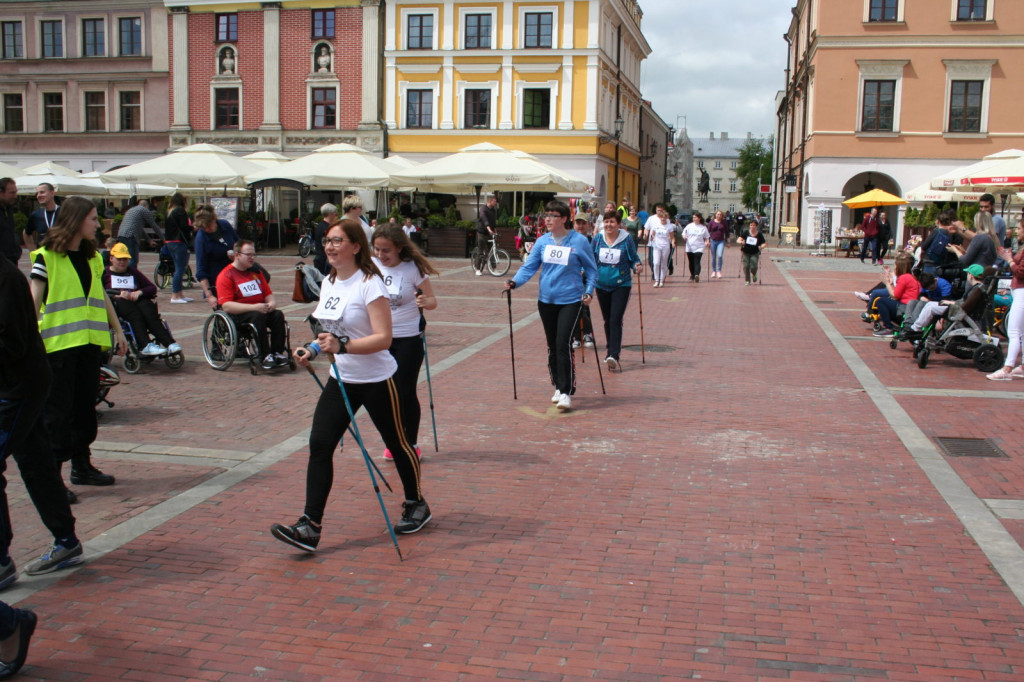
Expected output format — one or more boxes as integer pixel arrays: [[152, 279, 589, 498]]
[[707, 219, 729, 241]]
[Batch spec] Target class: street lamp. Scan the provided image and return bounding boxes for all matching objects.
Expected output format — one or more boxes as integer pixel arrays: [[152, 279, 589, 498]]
[[612, 115, 624, 204]]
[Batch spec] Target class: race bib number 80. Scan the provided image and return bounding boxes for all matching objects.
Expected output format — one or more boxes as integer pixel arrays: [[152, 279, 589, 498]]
[[543, 244, 570, 266], [238, 279, 263, 297]]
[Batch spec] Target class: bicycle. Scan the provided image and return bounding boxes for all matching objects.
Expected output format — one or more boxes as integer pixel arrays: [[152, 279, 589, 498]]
[[297, 223, 314, 258], [473, 234, 511, 276]]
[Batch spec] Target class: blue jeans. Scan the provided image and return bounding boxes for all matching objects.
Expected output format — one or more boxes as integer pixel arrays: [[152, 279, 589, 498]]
[[710, 239, 725, 273], [166, 241, 189, 294], [859, 237, 878, 263]]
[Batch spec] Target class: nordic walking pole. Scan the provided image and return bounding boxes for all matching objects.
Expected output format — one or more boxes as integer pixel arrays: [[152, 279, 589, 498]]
[[578, 315, 585, 364], [503, 285, 518, 400], [416, 292, 439, 452], [635, 263, 646, 364], [328, 364, 403, 561], [303, 363, 393, 492]]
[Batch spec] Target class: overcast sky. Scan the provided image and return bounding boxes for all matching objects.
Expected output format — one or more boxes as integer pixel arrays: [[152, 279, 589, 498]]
[[638, 0, 791, 140]]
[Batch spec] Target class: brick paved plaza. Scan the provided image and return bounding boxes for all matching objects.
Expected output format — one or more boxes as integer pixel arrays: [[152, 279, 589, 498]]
[[6, 246, 1024, 681]]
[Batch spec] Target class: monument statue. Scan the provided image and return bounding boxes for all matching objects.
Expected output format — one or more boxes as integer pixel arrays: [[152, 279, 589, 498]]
[[697, 168, 710, 203], [220, 47, 235, 74], [316, 46, 332, 73]]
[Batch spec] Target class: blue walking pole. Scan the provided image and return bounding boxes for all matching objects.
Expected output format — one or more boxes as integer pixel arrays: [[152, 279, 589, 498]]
[[306, 361, 403, 560], [417, 292, 439, 453]]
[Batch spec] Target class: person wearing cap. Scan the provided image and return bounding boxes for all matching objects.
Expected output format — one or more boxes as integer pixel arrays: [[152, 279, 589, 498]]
[[572, 215, 596, 348], [903, 264, 986, 338], [103, 242, 181, 357]]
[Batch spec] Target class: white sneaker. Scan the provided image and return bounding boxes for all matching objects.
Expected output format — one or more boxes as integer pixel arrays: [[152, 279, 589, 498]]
[[261, 354, 276, 370], [583, 334, 594, 348], [551, 389, 562, 403], [854, 291, 870, 302], [180, 297, 194, 303], [170, 298, 189, 304], [167, 342, 182, 354], [1011, 366, 1024, 379], [474, 270, 483, 276], [556, 393, 571, 411], [987, 368, 1013, 381], [140, 342, 166, 356], [605, 356, 619, 371]]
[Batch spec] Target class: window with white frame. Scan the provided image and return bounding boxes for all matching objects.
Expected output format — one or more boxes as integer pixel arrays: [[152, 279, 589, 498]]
[[406, 89, 433, 128], [84, 91, 106, 131], [713, 203, 720, 212], [214, 87, 239, 129], [522, 10, 554, 48], [311, 87, 336, 129], [713, 179, 721, 192], [42, 92, 63, 131], [729, 180, 737, 193], [522, 88, 551, 129], [1, 21, 22, 59], [82, 18, 104, 57], [464, 89, 490, 128], [216, 14, 237, 42], [407, 14, 433, 49], [40, 20, 63, 58], [954, 0, 989, 21], [857, 60, 907, 133], [729, 204, 736, 213], [3, 93, 24, 132], [465, 13, 492, 49], [119, 91, 141, 131], [714, 160, 721, 169], [730, 161, 737, 169], [697, 160, 704, 168], [119, 17, 142, 56], [867, 0, 899, 21], [311, 9, 334, 39], [943, 59, 994, 134]]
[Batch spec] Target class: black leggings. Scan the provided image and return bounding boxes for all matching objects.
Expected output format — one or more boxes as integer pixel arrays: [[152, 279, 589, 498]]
[[113, 298, 174, 347], [43, 344, 101, 466], [305, 376, 422, 524], [537, 301, 582, 395], [388, 335, 424, 446], [596, 285, 631, 359], [686, 251, 703, 277]]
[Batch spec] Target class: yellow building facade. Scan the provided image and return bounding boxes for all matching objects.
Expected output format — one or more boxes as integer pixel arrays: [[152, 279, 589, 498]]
[[384, 0, 651, 204]]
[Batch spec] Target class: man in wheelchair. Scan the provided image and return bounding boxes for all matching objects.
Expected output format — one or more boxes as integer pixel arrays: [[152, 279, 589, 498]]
[[215, 239, 288, 370], [103, 242, 181, 356]]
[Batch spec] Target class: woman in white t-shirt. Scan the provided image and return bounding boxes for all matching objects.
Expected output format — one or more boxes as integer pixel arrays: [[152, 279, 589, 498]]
[[641, 204, 675, 287], [682, 212, 711, 283], [271, 219, 430, 553], [372, 224, 438, 461]]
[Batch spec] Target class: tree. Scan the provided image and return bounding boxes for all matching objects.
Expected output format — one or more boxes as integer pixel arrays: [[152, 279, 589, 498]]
[[734, 136, 774, 213]]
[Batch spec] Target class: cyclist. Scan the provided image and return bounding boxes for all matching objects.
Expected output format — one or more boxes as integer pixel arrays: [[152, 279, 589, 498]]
[[474, 195, 498, 276], [503, 200, 598, 412], [215, 239, 288, 371], [271, 218, 430, 552], [372, 224, 439, 460]]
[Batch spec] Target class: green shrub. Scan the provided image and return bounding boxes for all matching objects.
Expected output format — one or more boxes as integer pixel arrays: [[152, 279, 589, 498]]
[[426, 213, 447, 230], [456, 220, 475, 231], [427, 198, 441, 213]]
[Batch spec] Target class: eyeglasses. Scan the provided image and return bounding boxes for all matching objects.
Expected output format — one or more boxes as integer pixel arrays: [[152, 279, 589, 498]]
[[322, 236, 350, 246], [237, 251, 256, 258], [544, 213, 564, 219]]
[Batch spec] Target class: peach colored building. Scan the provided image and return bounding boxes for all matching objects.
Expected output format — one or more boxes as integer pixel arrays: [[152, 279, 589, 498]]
[[774, 0, 1024, 246]]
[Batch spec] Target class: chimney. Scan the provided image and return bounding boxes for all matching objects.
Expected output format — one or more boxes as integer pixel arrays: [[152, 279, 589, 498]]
[[709, 132, 715, 140], [721, 132, 728, 140]]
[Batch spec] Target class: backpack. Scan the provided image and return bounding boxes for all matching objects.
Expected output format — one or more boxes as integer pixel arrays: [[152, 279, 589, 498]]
[[926, 229, 950, 263]]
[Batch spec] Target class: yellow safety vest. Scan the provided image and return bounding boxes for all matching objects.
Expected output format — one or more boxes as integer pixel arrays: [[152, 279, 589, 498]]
[[32, 247, 111, 353]]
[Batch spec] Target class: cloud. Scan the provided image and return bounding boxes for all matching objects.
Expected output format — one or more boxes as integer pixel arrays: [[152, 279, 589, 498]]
[[638, 0, 790, 138]]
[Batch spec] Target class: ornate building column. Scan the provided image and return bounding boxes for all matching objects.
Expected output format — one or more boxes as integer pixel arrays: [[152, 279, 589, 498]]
[[261, 2, 282, 130], [170, 7, 190, 131], [360, 0, 382, 130]]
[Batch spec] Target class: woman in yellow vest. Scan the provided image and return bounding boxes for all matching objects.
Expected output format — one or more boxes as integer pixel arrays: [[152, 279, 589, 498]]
[[29, 196, 127, 501]]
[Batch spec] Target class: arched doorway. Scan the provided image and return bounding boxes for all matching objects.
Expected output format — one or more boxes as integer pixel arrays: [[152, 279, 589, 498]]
[[842, 171, 901, 227]]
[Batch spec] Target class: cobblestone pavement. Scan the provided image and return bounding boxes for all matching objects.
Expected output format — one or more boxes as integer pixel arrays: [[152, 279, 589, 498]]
[[6, 245, 1024, 680]]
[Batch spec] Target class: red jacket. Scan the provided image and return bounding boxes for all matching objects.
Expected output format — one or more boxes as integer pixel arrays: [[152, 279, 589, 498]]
[[861, 213, 879, 238]]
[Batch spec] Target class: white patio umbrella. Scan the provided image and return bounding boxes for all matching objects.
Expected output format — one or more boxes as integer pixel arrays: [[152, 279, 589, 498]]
[[242, 151, 293, 167], [15, 162, 107, 195], [79, 172, 175, 198], [101, 143, 263, 192], [952, 155, 1024, 193], [930, 148, 1024, 191], [388, 142, 581, 193], [904, 182, 986, 203], [0, 161, 21, 177], [244, 143, 392, 188]]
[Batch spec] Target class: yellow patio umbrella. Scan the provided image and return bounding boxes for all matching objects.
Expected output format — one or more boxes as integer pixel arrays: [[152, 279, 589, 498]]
[[842, 188, 907, 208]]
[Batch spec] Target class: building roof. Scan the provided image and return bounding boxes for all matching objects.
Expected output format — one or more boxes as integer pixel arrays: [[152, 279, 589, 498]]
[[692, 137, 747, 159]]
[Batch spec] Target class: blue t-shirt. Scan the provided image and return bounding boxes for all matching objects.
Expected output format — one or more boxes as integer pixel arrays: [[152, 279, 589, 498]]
[[26, 206, 59, 240]]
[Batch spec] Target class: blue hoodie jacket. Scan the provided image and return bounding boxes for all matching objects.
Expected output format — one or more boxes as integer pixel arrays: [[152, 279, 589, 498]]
[[592, 229, 640, 290], [513, 229, 598, 304]]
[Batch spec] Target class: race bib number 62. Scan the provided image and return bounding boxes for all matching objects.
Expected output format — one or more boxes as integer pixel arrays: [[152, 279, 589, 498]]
[[314, 294, 345, 321]]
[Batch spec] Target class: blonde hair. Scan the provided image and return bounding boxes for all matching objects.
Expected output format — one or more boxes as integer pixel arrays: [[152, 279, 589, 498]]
[[341, 195, 363, 213]]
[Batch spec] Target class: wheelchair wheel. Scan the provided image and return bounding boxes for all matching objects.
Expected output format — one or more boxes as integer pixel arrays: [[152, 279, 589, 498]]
[[973, 344, 1004, 373], [202, 312, 238, 370], [889, 339, 898, 350], [872, 321, 882, 332], [154, 264, 170, 289], [165, 351, 185, 370], [185, 266, 196, 289], [123, 350, 142, 374], [917, 349, 930, 369], [487, 249, 511, 277]]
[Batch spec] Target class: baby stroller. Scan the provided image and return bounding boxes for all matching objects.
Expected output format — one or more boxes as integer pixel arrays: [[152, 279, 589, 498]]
[[911, 271, 1004, 371]]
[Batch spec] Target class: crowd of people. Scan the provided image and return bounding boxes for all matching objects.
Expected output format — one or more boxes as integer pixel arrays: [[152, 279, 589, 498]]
[[851, 194, 1024, 382]]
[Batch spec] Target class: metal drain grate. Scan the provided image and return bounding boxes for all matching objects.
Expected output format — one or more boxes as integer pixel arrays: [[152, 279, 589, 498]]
[[622, 344, 678, 353], [935, 437, 1008, 458]]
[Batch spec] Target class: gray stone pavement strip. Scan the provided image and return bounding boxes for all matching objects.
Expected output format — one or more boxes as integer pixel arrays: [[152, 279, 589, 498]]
[[986, 499, 1024, 519], [779, 265, 1024, 605], [888, 386, 1024, 400]]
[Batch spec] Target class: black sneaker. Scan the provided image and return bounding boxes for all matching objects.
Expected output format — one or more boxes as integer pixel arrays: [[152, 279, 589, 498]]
[[0, 559, 17, 591], [70, 465, 115, 486], [271, 515, 320, 552], [395, 500, 431, 534], [0, 608, 37, 679], [873, 327, 893, 337], [261, 354, 276, 371]]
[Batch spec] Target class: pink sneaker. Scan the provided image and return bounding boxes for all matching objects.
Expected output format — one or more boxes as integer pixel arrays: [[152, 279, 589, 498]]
[[383, 447, 422, 460], [1011, 366, 1024, 379], [987, 368, 1013, 381]]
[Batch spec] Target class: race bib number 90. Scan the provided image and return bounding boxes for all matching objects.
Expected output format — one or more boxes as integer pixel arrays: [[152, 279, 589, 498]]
[[598, 248, 621, 265], [238, 279, 263, 298], [543, 244, 570, 266], [314, 294, 345, 321]]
